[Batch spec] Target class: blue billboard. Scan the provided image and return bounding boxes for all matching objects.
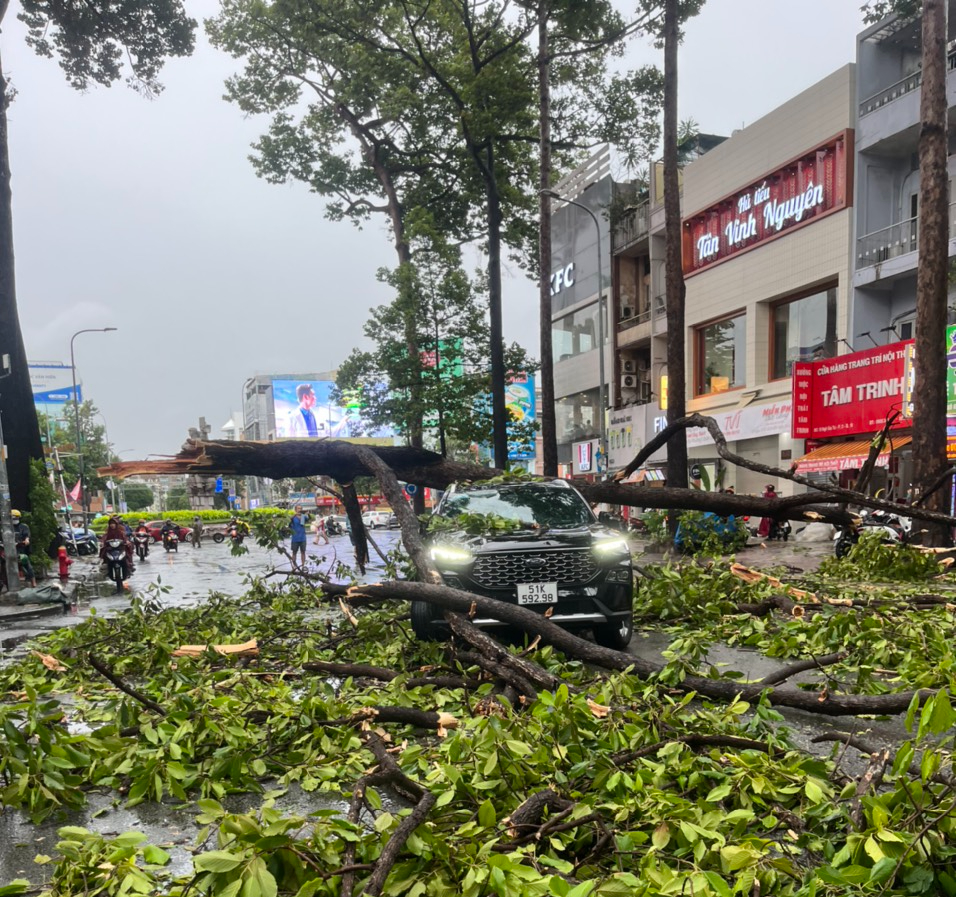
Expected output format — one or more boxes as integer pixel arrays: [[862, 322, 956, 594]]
[[272, 379, 392, 439], [506, 373, 536, 461]]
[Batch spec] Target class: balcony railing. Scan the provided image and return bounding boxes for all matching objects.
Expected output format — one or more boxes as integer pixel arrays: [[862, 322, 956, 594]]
[[859, 49, 956, 117], [856, 202, 956, 269], [612, 200, 650, 250]]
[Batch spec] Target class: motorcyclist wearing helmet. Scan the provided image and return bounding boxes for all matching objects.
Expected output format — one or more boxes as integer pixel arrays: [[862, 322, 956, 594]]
[[100, 515, 134, 569], [11, 509, 36, 587]]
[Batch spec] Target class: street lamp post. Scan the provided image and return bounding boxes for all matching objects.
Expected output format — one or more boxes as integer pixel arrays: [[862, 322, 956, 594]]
[[70, 328, 117, 531], [541, 189, 607, 476]]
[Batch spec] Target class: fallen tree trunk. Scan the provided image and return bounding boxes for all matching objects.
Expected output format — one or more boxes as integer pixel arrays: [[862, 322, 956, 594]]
[[336, 578, 935, 718], [100, 417, 956, 530]]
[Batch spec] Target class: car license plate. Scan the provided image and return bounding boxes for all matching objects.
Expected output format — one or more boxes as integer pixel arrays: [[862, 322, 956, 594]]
[[517, 582, 558, 605]]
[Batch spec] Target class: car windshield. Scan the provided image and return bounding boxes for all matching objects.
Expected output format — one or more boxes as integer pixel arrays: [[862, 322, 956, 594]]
[[438, 485, 594, 529]]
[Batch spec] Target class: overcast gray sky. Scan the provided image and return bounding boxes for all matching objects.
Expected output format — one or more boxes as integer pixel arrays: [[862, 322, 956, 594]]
[[16, 0, 867, 460]]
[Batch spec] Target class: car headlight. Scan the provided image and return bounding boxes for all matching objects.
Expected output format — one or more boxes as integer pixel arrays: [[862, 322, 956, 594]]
[[430, 544, 474, 565], [593, 538, 631, 557]]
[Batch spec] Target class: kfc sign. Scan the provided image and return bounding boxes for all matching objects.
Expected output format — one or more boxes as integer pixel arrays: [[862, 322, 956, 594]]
[[683, 132, 851, 274], [791, 341, 912, 439]]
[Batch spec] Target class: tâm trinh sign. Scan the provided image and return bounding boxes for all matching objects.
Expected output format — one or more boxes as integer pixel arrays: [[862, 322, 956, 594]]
[[682, 131, 852, 275]]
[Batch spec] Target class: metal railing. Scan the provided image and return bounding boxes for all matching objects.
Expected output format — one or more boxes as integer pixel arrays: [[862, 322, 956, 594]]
[[859, 50, 956, 117], [612, 200, 649, 250], [856, 202, 956, 269], [617, 304, 651, 328]]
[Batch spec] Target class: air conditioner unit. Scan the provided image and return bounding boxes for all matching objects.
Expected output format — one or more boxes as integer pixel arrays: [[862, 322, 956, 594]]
[[621, 306, 634, 319], [621, 374, 638, 390], [622, 359, 637, 374]]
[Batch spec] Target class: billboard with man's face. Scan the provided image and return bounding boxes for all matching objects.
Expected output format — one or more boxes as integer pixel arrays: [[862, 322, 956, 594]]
[[272, 380, 391, 439]]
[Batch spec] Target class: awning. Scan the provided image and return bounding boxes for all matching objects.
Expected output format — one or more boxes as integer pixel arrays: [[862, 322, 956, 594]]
[[622, 468, 667, 484], [795, 436, 912, 474]]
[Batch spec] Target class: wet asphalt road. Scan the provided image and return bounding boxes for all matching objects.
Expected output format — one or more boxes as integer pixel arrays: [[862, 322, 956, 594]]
[[0, 529, 404, 656]]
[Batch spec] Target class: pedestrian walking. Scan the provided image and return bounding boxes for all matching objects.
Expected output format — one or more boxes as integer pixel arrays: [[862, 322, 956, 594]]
[[290, 504, 308, 567], [191, 515, 204, 548], [312, 515, 329, 545]]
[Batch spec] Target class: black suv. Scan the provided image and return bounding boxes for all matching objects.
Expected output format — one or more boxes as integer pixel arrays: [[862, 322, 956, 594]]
[[414, 480, 634, 648]]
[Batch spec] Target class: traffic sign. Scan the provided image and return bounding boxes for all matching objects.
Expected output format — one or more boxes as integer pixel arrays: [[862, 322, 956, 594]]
[[404, 483, 418, 496], [215, 476, 223, 494]]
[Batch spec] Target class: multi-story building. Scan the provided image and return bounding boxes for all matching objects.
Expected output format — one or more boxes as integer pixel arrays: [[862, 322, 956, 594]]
[[852, 5, 956, 345], [680, 65, 857, 495], [548, 149, 614, 477]]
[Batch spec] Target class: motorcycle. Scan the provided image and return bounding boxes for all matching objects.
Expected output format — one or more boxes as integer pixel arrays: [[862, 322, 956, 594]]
[[227, 524, 245, 545], [162, 529, 179, 553], [132, 531, 150, 561], [326, 517, 342, 537], [103, 538, 129, 593], [834, 509, 909, 558], [768, 519, 792, 542]]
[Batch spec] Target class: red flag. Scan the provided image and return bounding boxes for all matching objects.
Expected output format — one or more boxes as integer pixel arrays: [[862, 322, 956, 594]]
[[68, 480, 82, 502]]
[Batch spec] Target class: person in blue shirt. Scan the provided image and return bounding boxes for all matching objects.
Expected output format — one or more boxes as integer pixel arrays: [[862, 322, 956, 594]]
[[290, 504, 308, 567]]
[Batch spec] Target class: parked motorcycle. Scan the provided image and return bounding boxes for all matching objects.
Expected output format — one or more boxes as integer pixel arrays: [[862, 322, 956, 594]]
[[103, 538, 129, 593], [162, 529, 179, 553], [326, 517, 343, 536], [834, 509, 909, 558], [132, 531, 150, 561], [768, 519, 792, 542]]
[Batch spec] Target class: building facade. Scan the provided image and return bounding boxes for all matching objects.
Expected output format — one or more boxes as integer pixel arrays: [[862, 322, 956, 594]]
[[680, 65, 857, 496], [548, 150, 613, 476]]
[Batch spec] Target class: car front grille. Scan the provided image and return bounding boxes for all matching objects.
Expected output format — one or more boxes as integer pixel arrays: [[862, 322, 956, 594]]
[[470, 549, 598, 589]]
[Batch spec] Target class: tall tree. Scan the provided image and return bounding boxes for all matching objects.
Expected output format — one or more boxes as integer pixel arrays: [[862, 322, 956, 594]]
[[336, 249, 536, 454], [533, 0, 662, 476], [662, 0, 687, 495], [0, 0, 195, 509], [912, 0, 949, 543]]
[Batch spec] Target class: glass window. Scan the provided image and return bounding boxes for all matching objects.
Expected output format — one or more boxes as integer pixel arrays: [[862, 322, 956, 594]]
[[696, 315, 746, 395], [555, 388, 599, 444], [438, 484, 595, 528], [552, 303, 602, 363], [772, 288, 837, 379]]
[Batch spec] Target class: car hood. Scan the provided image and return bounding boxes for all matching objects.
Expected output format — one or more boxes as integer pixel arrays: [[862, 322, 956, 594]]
[[431, 525, 619, 553]]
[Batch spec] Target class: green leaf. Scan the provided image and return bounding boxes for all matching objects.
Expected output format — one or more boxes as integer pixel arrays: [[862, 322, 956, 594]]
[[478, 799, 496, 828], [0, 881, 30, 895], [251, 857, 278, 897], [703, 872, 732, 897], [929, 689, 956, 734], [143, 844, 171, 866], [194, 850, 244, 873], [869, 857, 897, 885]]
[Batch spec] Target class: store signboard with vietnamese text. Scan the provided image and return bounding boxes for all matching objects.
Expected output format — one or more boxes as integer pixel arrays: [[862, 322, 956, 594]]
[[30, 362, 81, 407], [572, 439, 599, 476], [687, 400, 792, 448], [791, 341, 912, 439], [683, 132, 851, 275]]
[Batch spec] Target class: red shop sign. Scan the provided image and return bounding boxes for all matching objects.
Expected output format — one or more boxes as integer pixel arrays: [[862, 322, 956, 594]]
[[683, 131, 852, 275], [791, 341, 912, 439]]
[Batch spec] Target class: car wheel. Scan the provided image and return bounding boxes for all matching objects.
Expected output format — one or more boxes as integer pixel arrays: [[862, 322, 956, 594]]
[[593, 613, 634, 651], [410, 600, 443, 641], [212, 532, 225, 543]]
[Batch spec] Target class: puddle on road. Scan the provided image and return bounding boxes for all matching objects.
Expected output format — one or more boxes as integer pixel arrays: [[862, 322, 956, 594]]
[[0, 782, 403, 888]]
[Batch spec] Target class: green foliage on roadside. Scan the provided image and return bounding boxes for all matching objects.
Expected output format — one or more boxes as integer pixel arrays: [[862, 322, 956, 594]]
[[425, 512, 524, 537], [818, 532, 948, 583], [642, 509, 749, 555], [25, 459, 57, 568], [89, 508, 293, 532], [4, 559, 956, 894]]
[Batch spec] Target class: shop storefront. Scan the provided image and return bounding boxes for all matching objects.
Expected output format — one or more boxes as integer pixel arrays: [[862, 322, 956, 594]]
[[792, 341, 912, 499], [686, 400, 795, 495]]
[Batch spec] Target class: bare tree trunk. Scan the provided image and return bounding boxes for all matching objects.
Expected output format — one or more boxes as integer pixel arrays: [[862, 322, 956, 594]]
[[912, 0, 950, 545], [538, 3, 558, 477], [487, 142, 509, 470], [0, 38, 42, 510], [662, 0, 687, 502]]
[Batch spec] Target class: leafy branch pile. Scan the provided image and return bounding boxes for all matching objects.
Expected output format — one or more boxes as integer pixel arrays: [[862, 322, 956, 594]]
[[2, 562, 956, 896]]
